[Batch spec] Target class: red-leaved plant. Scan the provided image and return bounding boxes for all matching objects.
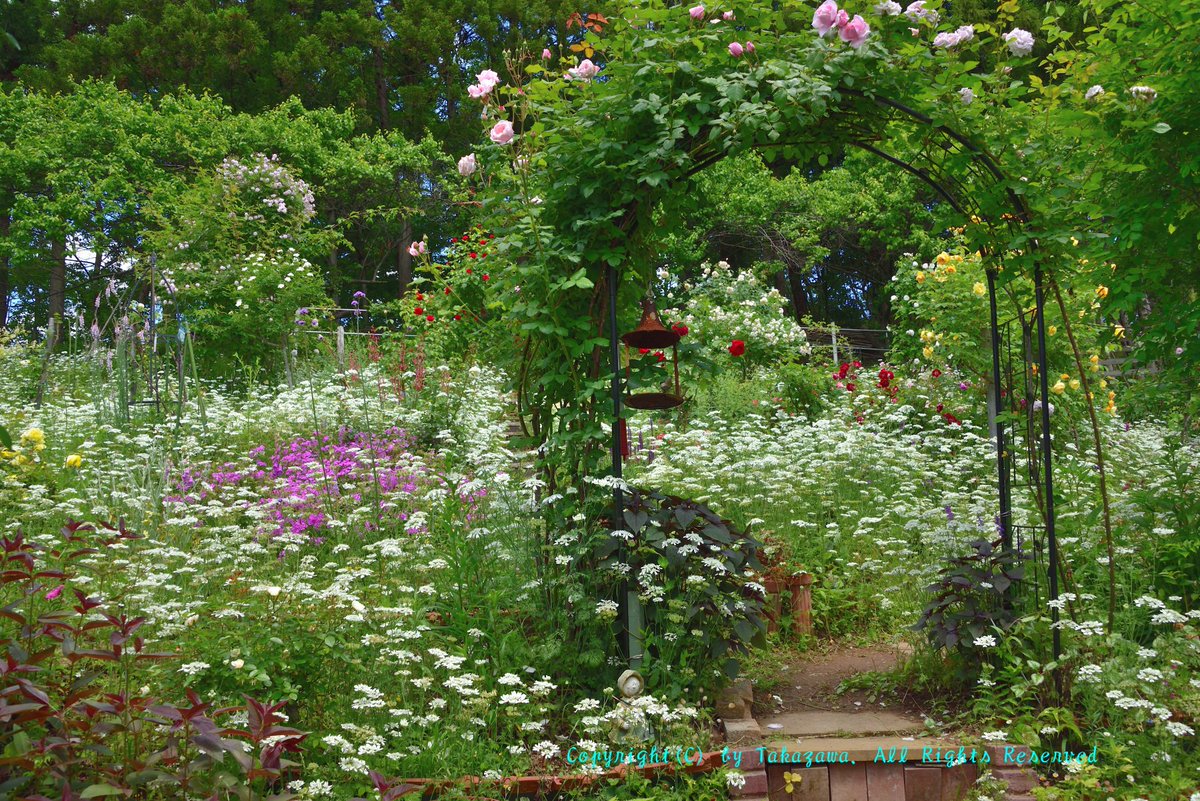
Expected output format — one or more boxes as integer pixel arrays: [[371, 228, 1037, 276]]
[[0, 520, 306, 800]]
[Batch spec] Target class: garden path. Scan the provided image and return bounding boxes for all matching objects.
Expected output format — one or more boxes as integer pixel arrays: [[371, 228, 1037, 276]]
[[751, 642, 926, 739]]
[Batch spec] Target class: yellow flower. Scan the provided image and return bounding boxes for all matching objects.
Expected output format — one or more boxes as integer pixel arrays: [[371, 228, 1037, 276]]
[[973, 282, 986, 297], [64, 454, 83, 469], [916, 271, 926, 284], [21, 428, 44, 446], [944, 264, 957, 275], [1069, 379, 1080, 391], [1100, 379, 1108, 389], [1089, 354, 1100, 364], [1070, 236, 1079, 247], [1048, 325, 1057, 336], [783, 772, 803, 794], [1060, 373, 1070, 380], [0, 450, 14, 460], [1113, 324, 1125, 339], [1096, 285, 1109, 299], [923, 346, 935, 359], [1031, 364, 1039, 376], [936, 252, 951, 266], [1052, 380, 1066, 395]]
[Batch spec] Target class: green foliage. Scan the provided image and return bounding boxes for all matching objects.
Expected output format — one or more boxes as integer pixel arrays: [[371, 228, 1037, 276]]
[[913, 538, 1026, 681], [594, 488, 766, 695]]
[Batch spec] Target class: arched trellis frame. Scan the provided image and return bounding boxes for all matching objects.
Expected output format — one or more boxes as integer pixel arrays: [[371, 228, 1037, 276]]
[[468, 1, 1079, 680], [597, 96, 1064, 671]]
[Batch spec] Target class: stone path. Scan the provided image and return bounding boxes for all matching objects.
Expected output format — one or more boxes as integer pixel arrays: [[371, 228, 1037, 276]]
[[720, 642, 1039, 800]]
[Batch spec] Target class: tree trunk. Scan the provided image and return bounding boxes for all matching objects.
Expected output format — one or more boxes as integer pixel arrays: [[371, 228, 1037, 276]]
[[49, 236, 66, 346], [397, 218, 413, 297], [0, 210, 9, 328], [787, 260, 808, 323]]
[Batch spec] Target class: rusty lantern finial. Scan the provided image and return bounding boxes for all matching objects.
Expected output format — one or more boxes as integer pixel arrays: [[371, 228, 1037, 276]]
[[620, 296, 683, 410]]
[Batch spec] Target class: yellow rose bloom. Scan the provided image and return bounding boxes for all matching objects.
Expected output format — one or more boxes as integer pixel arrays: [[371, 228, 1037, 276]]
[[1069, 379, 1080, 391], [936, 253, 951, 266], [944, 264, 957, 275], [65, 454, 83, 469], [1048, 325, 1057, 336], [923, 346, 934, 359], [973, 282, 986, 297], [916, 271, 926, 284], [1113, 324, 1125, 339], [1089, 354, 1100, 364], [1052, 380, 1066, 395], [1096, 285, 1109, 299], [21, 428, 44, 445]]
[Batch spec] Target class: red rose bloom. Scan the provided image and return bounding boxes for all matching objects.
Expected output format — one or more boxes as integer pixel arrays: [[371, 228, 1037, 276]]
[[729, 340, 746, 357], [469, 252, 477, 259], [414, 307, 424, 316], [454, 314, 462, 321], [426, 314, 434, 322], [465, 268, 472, 274], [655, 351, 666, 363], [932, 368, 942, 378], [416, 293, 424, 301], [638, 348, 650, 355], [482, 274, 490, 281], [846, 382, 856, 392], [444, 287, 451, 294], [671, 324, 689, 337]]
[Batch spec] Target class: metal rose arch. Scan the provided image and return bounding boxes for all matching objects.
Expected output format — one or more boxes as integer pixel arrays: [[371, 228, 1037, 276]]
[[466, 0, 1063, 669]]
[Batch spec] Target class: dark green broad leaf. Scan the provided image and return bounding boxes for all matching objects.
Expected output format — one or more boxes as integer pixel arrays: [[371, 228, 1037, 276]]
[[623, 508, 649, 532], [703, 523, 732, 544], [0, 426, 10, 450], [733, 619, 756, 642], [723, 658, 741, 680], [674, 505, 699, 528]]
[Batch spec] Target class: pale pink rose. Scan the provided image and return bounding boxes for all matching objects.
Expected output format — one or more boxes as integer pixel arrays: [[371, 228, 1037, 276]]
[[835, 9, 849, 28], [723, 10, 735, 20], [457, 153, 477, 177], [812, 0, 840, 36], [689, 4, 705, 19], [407, 241, 427, 257], [477, 69, 501, 91], [490, 120, 515, 144], [567, 58, 600, 81], [542, 48, 552, 59], [1003, 27, 1034, 57], [728, 41, 744, 57], [467, 84, 486, 99], [839, 15, 870, 47], [745, 41, 755, 53]]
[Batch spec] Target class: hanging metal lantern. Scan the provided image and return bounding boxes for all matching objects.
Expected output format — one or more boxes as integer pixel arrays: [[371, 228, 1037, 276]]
[[620, 297, 683, 410]]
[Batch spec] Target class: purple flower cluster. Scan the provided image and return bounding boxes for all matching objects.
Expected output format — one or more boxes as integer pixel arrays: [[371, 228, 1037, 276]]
[[165, 428, 487, 544]]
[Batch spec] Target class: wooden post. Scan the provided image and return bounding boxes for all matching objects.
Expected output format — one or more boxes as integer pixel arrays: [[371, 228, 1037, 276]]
[[789, 573, 814, 636], [337, 325, 346, 371], [831, 328, 838, 365]]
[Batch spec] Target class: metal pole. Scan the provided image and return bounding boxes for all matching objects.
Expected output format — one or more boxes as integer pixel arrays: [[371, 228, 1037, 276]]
[[1033, 264, 1060, 664], [607, 263, 631, 664], [986, 269, 1011, 557]]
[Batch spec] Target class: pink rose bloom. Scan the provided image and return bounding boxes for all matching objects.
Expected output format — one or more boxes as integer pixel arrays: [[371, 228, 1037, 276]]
[[812, 0, 840, 36], [745, 41, 755, 53], [542, 48, 552, 59], [477, 69, 501, 91], [1003, 27, 1034, 56], [467, 84, 486, 99], [457, 153, 477, 177], [689, 4, 705, 19], [728, 41, 744, 57], [567, 58, 600, 81], [835, 9, 849, 28], [407, 241, 427, 257], [839, 15, 870, 47], [722, 10, 735, 20], [490, 120, 515, 145]]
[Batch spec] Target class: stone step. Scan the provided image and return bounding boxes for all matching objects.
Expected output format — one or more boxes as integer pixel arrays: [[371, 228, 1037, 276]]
[[757, 711, 924, 738]]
